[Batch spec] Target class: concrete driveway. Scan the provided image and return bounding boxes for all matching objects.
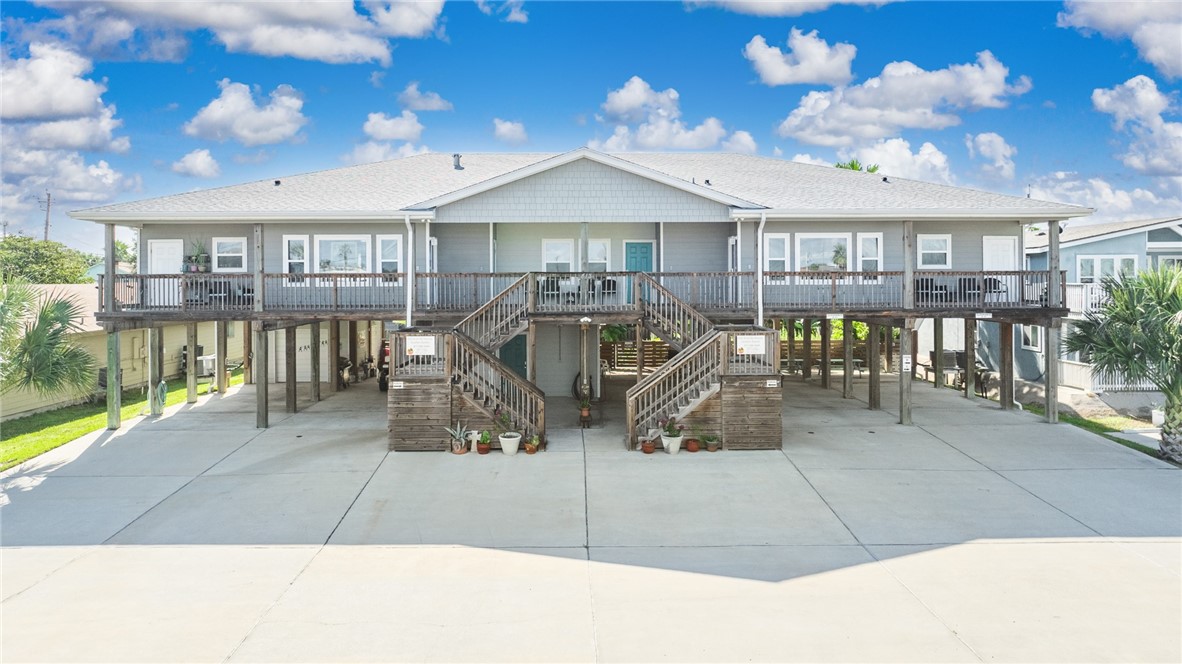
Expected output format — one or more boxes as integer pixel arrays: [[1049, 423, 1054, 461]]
[[2, 376, 1179, 662]]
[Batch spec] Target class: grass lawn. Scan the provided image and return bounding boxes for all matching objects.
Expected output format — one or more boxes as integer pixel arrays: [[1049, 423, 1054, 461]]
[[1, 369, 244, 472], [1023, 402, 1161, 457]]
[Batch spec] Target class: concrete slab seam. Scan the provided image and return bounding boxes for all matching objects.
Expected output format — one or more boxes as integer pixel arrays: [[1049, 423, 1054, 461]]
[[220, 545, 329, 663], [915, 424, 1106, 538], [322, 452, 394, 545], [98, 427, 270, 545]]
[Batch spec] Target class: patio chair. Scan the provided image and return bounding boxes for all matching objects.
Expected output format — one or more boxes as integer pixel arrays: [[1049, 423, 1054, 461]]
[[541, 276, 561, 302], [955, 277, 981, 303], [599, 278, 618, 300], [915, 277, 947, 304]]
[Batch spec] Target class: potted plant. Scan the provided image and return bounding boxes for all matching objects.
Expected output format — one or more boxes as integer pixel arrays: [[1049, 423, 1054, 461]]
[[658, 416, 685, 454], [524, 434, 541, 454], [495, 411, 522, 455], [443, 421, 469, 455], [640, 438, 656, 454], [703, 434, 720, 453], [684, 425, 702, 453], [578, 397, 591, 418], [476, 430, 492, 455]]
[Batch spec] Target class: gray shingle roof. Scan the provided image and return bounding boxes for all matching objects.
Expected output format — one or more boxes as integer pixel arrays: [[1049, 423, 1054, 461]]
[[72, 149, 1090, 220], [1026, 216, 1182, 250]]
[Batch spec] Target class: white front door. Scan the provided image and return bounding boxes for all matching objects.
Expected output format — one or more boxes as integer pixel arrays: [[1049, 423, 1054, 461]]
[[148, 239, 184, 306], [983, 236, 1019, 271]]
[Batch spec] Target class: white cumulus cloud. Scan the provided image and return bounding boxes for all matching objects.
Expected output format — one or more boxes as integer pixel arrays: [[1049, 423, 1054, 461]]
[[791, 153, 832, 166], [1058, 0, 1182, 79], [493, 118, 529, 144], [13, 1, 448, 67], [722, 130, 758, 154], [171, 148, 221, 178], [183, 79, 308, 146], [397, 82, 453, 111], [590, 75, 748, 151], [1030, 171, 1181, 221], [839, 138, 954, 184], [687, 1, 891, 17], [777, 50, 1033, 147], [743, 28, 856, 86], [965, 132, 1017, 180], [1, 42, 108, 120], [1092, 75, 1182, 176], [363, 110, 424, 142], [18, 105, 130, 153], [342, 141, 429, 165], [476, 1, 529, 23]]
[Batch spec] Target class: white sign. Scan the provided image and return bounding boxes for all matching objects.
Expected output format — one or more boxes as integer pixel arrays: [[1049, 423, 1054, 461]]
[[404, 335, 436, 357], [975, 312, 993, 319], [825, 313, 844, 320], [735, 334, 766, 356], [765, 379, 780, 388], [901, 356, 913, 372], [392, 381, 405, 390]]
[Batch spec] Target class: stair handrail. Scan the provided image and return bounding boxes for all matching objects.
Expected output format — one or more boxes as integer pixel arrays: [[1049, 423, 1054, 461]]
[[456, 273, 532, 349], [635, 273, 713, 350], [451, 329, 545, 440], [624, 329, 722, 447]]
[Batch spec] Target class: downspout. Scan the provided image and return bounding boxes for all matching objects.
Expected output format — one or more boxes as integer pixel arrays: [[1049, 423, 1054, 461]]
[[736, 219, 742, 270], [488, 222, 495, 274], [405, 214, 414, 327], [424, 220, 432, 273], [659, 221, 665, 272], [756, 213, 766, 326]]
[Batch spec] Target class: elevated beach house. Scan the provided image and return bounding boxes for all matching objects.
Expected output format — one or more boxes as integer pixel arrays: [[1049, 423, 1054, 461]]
[[71, 148, 1090, 449]]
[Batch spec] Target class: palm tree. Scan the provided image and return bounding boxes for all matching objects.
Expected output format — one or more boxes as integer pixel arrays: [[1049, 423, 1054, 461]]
[[1063, 267, 1182, 462], [0, 276, 97, 398], [835, 158, 879, 173]]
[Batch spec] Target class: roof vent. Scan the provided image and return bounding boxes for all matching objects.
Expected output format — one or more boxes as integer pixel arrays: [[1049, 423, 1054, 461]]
[[453, 153, 463, 170], [704, 179, 712, 186], [881, 176, 889, 183], [274, 180, 281, 186]]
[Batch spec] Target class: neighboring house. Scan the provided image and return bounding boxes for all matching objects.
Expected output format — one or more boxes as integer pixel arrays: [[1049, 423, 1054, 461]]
[[70, 148, 1090, 444], [84, 261, 135, 281], [1, 284, 246, 421], [1022, 216, 1182, 392]]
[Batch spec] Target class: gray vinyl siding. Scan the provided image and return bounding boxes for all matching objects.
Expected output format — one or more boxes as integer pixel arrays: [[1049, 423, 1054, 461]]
[[433, 158, 732, 224], [663, 222, 731, 272], [1147, 228, 1182, 242], [913, 220, 1023, 271], [533, 323, 581, 396], [492, 222, 656, 273], [433, 223, 489, 272]]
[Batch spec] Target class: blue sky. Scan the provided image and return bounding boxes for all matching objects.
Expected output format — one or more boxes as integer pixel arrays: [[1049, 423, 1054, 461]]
[[2, 0, 1180, 253]]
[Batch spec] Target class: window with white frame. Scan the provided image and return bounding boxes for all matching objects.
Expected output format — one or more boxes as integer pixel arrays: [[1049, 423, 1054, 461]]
[[1020, 324, 1043, 352], [316, 235, 371, 273], [1077, 255, 1136, 283], [763, 234, 790, 283], [588, 239, 610, 272], [917, 234, 952, 269], [856, 232, 882, 282], [376, 235, 402, 282], [212, 237, 247, 272], [1157, 255, 1181, 270], [796, 233, 850, 273], [282, 235, 308, 285], [543, 239, 574, 272]]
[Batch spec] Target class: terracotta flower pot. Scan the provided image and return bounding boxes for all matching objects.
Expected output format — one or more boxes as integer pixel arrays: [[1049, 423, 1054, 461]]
[[524, 444, 538, 454], [641, 440, 655, 454], [685, 438, 701, 453], [706, 441, 720, 452], [476, 442, 491, 455]]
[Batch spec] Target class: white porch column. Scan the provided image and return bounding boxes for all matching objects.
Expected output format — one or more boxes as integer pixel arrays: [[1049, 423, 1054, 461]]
[[755, 213, 766, 326], [405, 215, 415, 326]]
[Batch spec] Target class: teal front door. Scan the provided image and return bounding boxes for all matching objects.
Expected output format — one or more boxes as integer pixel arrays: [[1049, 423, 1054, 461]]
[[624, 242, 654, 300], [500, 334, 528, 379]]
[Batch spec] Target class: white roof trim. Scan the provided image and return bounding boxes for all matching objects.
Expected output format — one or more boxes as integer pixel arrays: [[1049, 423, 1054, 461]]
[[68, 210, 437, 223], [1026, 219, 1182, 252], [407, 147, 763, 210], [731, 207, 1093, 222]]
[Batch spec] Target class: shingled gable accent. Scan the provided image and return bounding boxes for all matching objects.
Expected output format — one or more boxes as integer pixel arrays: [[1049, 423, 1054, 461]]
[[406, 147, 764, 211]]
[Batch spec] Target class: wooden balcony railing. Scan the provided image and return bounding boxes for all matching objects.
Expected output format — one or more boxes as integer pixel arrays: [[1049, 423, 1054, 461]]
[[101, 270, 1068, 317], [636, 273, 713, 350], [456, 273, 530, 350], [1065, 282, 1105, 314]]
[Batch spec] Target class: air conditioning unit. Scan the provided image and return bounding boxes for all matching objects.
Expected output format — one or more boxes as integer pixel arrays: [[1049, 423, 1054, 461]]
[[195, 355, 217, 378]]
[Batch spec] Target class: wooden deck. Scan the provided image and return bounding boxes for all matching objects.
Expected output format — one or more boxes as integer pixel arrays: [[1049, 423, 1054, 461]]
[[97, 270, 1068, 325]]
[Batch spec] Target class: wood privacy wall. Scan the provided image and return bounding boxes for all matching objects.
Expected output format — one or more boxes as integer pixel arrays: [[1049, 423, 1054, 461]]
[[387, 379, 505, 451], [674, 376, 783, 451]]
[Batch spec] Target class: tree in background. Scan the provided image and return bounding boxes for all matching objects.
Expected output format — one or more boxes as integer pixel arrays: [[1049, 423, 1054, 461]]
[[0, 275, 97, 398], [835, 158, 880, 173], [0, 236, 100, 284], [1064, 267, 1181, 463], [114, 240, 137, 271]]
